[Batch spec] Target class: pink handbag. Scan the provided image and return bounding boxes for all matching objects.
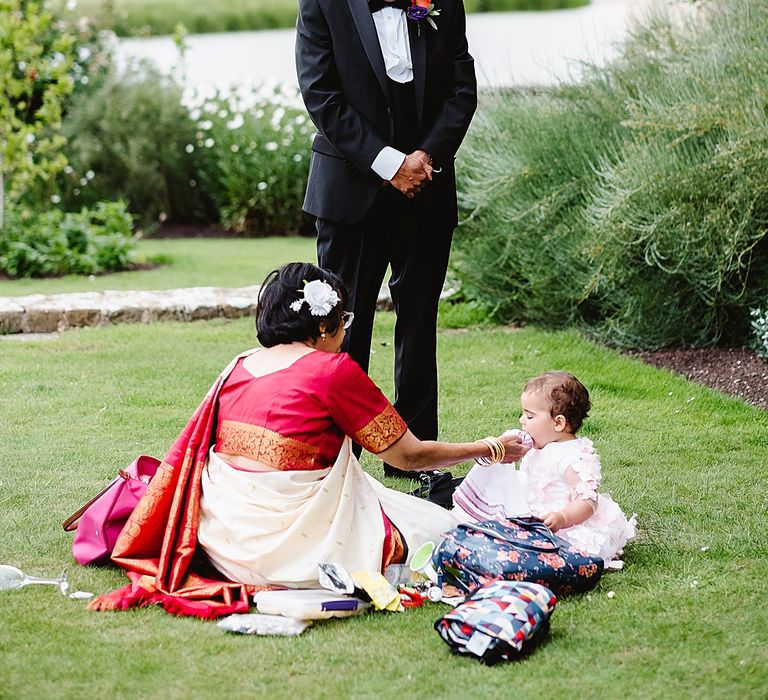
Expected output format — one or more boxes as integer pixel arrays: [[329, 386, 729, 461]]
[[62, 455, 160, 565]]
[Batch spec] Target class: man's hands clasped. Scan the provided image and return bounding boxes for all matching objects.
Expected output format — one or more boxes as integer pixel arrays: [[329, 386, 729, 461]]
[[389, 149, 433, 198]]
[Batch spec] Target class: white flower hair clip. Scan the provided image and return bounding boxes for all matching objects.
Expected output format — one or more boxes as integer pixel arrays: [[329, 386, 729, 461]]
[[290, 279, 340, 316]]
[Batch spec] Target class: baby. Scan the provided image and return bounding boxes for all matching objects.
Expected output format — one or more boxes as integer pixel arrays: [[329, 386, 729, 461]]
[[453, 371, 636, 568]]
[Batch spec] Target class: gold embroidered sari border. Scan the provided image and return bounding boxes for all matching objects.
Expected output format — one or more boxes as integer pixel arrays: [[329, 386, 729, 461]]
[[354, 404, 407, 454], [218, 420, 320, 470]]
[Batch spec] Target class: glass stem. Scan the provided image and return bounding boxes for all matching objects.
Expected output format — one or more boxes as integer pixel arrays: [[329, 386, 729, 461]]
[[24, 576, 63, 586]]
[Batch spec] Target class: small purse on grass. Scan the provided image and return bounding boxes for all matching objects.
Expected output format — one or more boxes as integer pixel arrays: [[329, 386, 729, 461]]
[[62, 455, 160, 565], [434, 580, 556, 664], [432, 516, 604, 596]]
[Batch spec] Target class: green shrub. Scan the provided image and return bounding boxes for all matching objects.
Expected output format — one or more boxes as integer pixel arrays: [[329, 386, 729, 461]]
[[190, 86, 315, 235], [455, 83, 628, 327], [60, 7, 115, 99], [59, 64, 211, 226], [0, 200, 137, 277], [454, 0, 768, 348], [59, 0, 588, 37], [1, 0, 117, 220], [0, 0, 74, 226], [58, 72, 314, 234], [60, 0, 300, 37]]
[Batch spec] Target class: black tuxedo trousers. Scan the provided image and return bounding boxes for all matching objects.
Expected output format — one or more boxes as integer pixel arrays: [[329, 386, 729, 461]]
[[317, 180, 453, 444]]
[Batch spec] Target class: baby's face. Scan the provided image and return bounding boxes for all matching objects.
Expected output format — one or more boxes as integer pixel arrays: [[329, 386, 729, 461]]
[[519, 391, 563, 449]]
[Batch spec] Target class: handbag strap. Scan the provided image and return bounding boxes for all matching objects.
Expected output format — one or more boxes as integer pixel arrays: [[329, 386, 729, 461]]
[[461, 519, 559, 553], [61, 474, 123, 531]]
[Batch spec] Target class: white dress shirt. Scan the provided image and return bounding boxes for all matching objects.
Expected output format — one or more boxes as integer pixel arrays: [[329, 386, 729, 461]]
[[370, 5, 412, 181], [372, 5, 413, 83]]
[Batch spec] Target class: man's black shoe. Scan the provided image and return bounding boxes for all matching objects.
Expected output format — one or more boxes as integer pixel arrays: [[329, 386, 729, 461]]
[[411, 470, 462, 509]]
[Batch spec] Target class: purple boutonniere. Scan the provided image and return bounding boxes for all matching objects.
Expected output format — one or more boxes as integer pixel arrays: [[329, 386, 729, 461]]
[[407, 0, 440, 33]]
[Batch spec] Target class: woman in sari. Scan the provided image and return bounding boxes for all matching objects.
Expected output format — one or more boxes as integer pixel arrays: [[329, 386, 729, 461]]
[[90, 263, 526, 618]]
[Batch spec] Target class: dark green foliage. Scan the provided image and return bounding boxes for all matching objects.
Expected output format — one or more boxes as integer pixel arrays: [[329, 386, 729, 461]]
[[58, 65, 212, 227], [0, 201, 137, 277], [454, 0, 768, 348]]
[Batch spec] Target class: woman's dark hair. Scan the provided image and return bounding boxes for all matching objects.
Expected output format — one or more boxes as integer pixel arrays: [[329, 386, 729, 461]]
[[255, 262, 349, 347]]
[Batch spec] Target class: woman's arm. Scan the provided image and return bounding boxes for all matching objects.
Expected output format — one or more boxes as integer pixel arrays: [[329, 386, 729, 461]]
[[377, 429, 527, 472]]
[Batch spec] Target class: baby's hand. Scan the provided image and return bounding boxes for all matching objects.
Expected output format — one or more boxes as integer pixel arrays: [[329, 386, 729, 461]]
[[542, 511, 566, 531]]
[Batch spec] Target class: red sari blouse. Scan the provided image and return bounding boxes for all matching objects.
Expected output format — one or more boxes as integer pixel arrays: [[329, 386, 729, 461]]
[[214, 350, 408, 470]]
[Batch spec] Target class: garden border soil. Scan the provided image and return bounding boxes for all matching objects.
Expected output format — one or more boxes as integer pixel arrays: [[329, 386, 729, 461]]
[[626, 347, 767, 411]]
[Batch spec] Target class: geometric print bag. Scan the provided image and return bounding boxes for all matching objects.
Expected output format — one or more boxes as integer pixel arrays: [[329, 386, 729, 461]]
[[434, 580, 557, 664]]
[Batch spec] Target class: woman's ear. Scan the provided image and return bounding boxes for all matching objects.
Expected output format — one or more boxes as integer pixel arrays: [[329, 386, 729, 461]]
[[553, 414, 568, 433]]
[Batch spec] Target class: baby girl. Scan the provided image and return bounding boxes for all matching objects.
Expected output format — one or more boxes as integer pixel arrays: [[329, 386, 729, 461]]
[[453, 371, 636, 569]]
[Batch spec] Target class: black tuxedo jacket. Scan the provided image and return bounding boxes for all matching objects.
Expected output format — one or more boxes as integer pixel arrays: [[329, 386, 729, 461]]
[[296, 0, 477, 225]]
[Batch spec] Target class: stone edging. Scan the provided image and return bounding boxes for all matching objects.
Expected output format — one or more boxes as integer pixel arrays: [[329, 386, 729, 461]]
[[0, 285, 396, 335]]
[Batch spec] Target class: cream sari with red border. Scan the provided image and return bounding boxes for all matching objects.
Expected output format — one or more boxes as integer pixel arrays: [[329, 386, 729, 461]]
[[90, 349, 456, 618], [199, 439, 457, 588]]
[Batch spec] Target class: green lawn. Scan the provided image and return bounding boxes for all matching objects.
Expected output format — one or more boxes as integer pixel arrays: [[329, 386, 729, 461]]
[[57, 0, 589, 37], [0, 237, 316, 297], [1, 314, 766, 698]]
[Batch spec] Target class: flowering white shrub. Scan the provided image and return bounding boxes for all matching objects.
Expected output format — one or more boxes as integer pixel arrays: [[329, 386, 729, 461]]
[[59, 75, 313, 232], [191, 84, 315, 234], [751, 304, 768, 359]]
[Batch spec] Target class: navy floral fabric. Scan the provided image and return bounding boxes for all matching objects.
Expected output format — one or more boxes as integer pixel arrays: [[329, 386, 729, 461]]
[[432, 517, 604, 596]]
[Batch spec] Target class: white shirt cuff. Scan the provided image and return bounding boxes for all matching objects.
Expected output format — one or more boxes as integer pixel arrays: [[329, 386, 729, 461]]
[[371, 147, 406, 181]]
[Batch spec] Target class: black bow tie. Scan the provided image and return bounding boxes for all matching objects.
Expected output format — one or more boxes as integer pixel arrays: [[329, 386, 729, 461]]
[[369, 0, 411, 13]]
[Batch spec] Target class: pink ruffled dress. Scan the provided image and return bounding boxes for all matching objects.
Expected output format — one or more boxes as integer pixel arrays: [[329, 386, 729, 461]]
[[518, 438, 636, 569]]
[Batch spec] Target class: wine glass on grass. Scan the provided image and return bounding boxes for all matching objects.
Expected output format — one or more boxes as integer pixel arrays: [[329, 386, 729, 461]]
[[0, 565, 70, 595]]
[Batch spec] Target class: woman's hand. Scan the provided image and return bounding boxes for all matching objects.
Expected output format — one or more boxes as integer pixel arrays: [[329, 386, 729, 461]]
[[498, 432, 530, 463]]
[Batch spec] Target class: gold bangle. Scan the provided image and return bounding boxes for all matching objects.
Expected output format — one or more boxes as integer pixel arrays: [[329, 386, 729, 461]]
[[482, 438, 496, 463], [489, 436, 505, 463], [484, 438, 499, 463], [492, 436, 506, 463], [476, 436, 505, 465]]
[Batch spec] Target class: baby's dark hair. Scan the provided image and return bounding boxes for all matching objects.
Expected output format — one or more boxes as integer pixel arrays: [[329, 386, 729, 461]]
[[524, 371, 591, 433], [255, 262, 349, 347]]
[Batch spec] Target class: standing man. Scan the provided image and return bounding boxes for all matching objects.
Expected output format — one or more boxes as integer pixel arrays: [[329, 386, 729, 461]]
[[296, 0, 477, 477]]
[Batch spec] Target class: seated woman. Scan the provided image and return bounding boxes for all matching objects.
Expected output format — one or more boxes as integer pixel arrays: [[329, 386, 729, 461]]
[[90, 263, 526, 618]]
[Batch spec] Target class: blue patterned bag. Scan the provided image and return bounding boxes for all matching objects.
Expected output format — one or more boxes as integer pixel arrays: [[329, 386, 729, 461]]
[[434, 580, 556, 664], [432, 517, 603, 596]]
